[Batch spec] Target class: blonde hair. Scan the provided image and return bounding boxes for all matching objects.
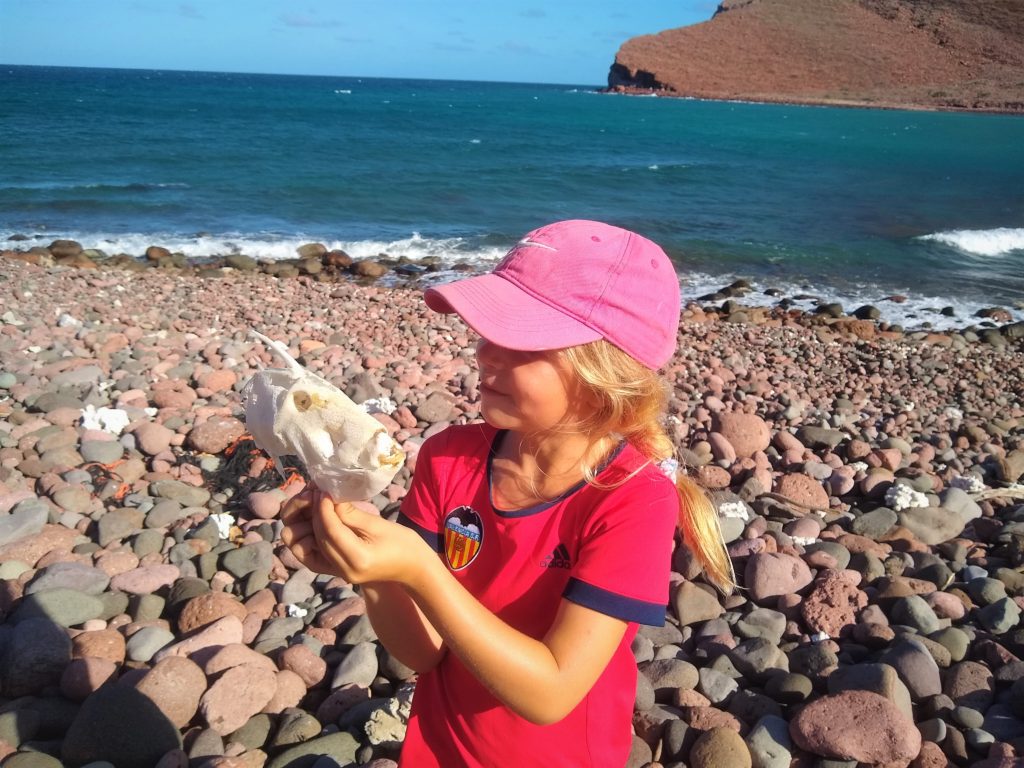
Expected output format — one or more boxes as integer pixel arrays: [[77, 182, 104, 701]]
[[560, 340, 736, 594]]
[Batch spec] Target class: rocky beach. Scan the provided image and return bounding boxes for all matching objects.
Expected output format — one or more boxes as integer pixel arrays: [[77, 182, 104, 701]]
[[1, 242, 1023, 768]]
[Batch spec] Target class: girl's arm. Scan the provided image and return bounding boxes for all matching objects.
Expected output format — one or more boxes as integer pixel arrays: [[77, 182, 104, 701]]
[[281, 491, 445, 673], [361, 581, 446, 673], [312, 497, 628, 725]]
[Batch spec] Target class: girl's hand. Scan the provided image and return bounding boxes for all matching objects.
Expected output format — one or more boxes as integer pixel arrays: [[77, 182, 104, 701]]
[[281, 488, 345, 576], [311, 494, 428, 587]]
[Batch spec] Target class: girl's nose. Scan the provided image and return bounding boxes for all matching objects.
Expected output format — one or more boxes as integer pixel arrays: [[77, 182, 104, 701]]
[[475, 338, 505, 368]]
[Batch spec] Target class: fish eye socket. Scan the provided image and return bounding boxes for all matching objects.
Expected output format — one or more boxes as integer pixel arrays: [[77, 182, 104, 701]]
[[293, 391, 312, 411]]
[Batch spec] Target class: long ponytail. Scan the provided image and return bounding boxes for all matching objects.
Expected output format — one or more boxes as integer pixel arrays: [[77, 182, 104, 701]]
[[560, 341, 736, 595]]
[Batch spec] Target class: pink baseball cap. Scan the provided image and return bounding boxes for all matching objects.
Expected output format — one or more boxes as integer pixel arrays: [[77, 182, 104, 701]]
[[424, 220, 681, 369]]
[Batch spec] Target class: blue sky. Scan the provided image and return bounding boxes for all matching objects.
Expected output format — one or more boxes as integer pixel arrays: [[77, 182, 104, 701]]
[[0, 0, 715, 85]]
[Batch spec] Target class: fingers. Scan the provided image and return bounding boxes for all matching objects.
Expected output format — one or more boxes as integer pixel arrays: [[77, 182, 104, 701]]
[[280, 489, 314, 525]]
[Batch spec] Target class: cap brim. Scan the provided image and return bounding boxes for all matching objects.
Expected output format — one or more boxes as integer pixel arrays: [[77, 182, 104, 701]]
[[424, 273, 602, 352]]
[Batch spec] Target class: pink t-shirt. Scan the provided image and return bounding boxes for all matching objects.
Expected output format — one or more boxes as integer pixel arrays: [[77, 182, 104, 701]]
[[396, 422, 679, 767]]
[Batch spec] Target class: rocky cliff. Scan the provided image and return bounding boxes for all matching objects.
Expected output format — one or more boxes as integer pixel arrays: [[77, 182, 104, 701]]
[[609, 0, 1024, 112]]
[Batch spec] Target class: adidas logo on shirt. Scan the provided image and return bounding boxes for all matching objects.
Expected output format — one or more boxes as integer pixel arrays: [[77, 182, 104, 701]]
[[540, 543, 571, 569]]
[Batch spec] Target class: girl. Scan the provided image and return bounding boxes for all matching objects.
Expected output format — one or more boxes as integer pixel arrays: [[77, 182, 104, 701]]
[[282, 219, 734, 767]]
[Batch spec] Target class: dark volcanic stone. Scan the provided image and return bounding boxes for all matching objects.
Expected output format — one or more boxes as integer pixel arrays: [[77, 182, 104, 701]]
[[61, 683, 183, 768]]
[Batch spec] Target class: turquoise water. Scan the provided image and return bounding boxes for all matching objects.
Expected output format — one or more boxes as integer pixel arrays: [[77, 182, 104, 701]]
[[3, 65, 1023, 327]]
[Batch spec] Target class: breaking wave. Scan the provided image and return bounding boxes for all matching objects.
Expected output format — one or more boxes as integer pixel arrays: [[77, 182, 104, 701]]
[[917, 228, 1024, 257]]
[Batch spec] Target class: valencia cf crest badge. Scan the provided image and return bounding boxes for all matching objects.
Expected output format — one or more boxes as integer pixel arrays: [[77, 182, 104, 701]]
[[443, 506, 483, 571]]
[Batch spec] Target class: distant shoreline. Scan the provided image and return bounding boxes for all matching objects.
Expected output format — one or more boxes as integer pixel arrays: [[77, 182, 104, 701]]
[[601, 86, 1024, 117]]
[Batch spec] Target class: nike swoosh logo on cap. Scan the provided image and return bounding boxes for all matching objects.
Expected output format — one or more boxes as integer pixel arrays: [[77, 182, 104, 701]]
[[516, 238, 558, 252]]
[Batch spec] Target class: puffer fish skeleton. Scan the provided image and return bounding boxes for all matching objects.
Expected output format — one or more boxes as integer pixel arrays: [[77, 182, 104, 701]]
[[241, 331, 405, 501]]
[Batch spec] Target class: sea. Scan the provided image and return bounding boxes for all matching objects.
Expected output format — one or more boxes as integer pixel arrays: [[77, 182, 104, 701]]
[[3, 65, 1024, 330]]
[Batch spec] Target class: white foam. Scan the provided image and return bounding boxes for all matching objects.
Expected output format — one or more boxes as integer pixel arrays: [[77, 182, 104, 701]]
[[7, 229, 1020, 331], [676, 270, 1023, 331], [6, 230, 510, 266], [917, 228, 1024, 257]]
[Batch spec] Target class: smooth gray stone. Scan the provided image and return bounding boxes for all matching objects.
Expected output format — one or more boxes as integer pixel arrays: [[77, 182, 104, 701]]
[[252, 617, 304, 655], [881, 639, 942, 701], [940, 486, 982, 522], [95, 507, 145, 546], [144, 499, 188, 528], [130, 528, 165, 558], [952, 705, 985, 729], [728, 637, 790, 683], [640, 658, 699, 700], [890, 594, 941, 635], [265, 731, 360, 768], [0, 618, 72, 697], [220, 540, 273, 578], [897, 506, 966, 545], [126, 626, 175, 662], [735, 607, 787, 645], [97, 590, 130, 621], [12, 588, 105, 627], [25, 561, 110, 596], [129, 592, 166, 623], [0, 498, 48, 547], [61, 684, 183, 768], [331, 641, 379, 689], [79, 439, 124, 465], [850, 507, 898, 538], [698, 666, 739, 704], [0, 708, 41, 747], [966, 577, 1008, 605], [148, 480, 210, 507], [2, 753, 65, 768], [745, 714, 792, 768], [978, 597, 1022, 634], [826, 662, 913, 720]]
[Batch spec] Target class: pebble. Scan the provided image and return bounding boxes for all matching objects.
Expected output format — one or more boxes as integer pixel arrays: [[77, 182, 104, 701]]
[[199, 663, 278, 735], [61, 683, 184, 768], [745, 552, 813, 603], [790, 690, 921, 765], [690, 726, 752, 767]]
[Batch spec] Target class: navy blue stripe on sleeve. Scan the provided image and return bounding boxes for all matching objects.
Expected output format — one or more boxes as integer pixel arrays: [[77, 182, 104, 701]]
[[396, 512, 442, 554], [563, 577, 666, 626]]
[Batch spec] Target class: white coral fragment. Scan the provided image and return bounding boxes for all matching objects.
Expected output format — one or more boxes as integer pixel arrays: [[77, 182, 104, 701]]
[[885, 483, 929, 511]]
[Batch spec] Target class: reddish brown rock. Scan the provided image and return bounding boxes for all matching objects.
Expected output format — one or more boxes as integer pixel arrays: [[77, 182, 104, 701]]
[[0, 525, 81, 567], [261, 669, 307, 715], [315, 596, 367, 630], [790, 690, 921, 765], [151, 380, 198, 410], [178, 591, 249, 634], [696, 464, 731, 489], [132, 655, 207, 728], [774, 473, 830, 510], [109, 563, 179, 594], [278, 643, 328, 688], [713, 412, 770, 459], [60, 657, 118, 701], [132, 422, 175, 456], [201, 643, 278, 676], [72, 628, 127, 663], [197, 369, 237, 394], [187, 416, 245, 454], [745, 552, 813, 603], [801, 570, 868, 638], [155, 614, 245, 662], [200, 662, 277, 735], [908, 741, 948, 768]]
